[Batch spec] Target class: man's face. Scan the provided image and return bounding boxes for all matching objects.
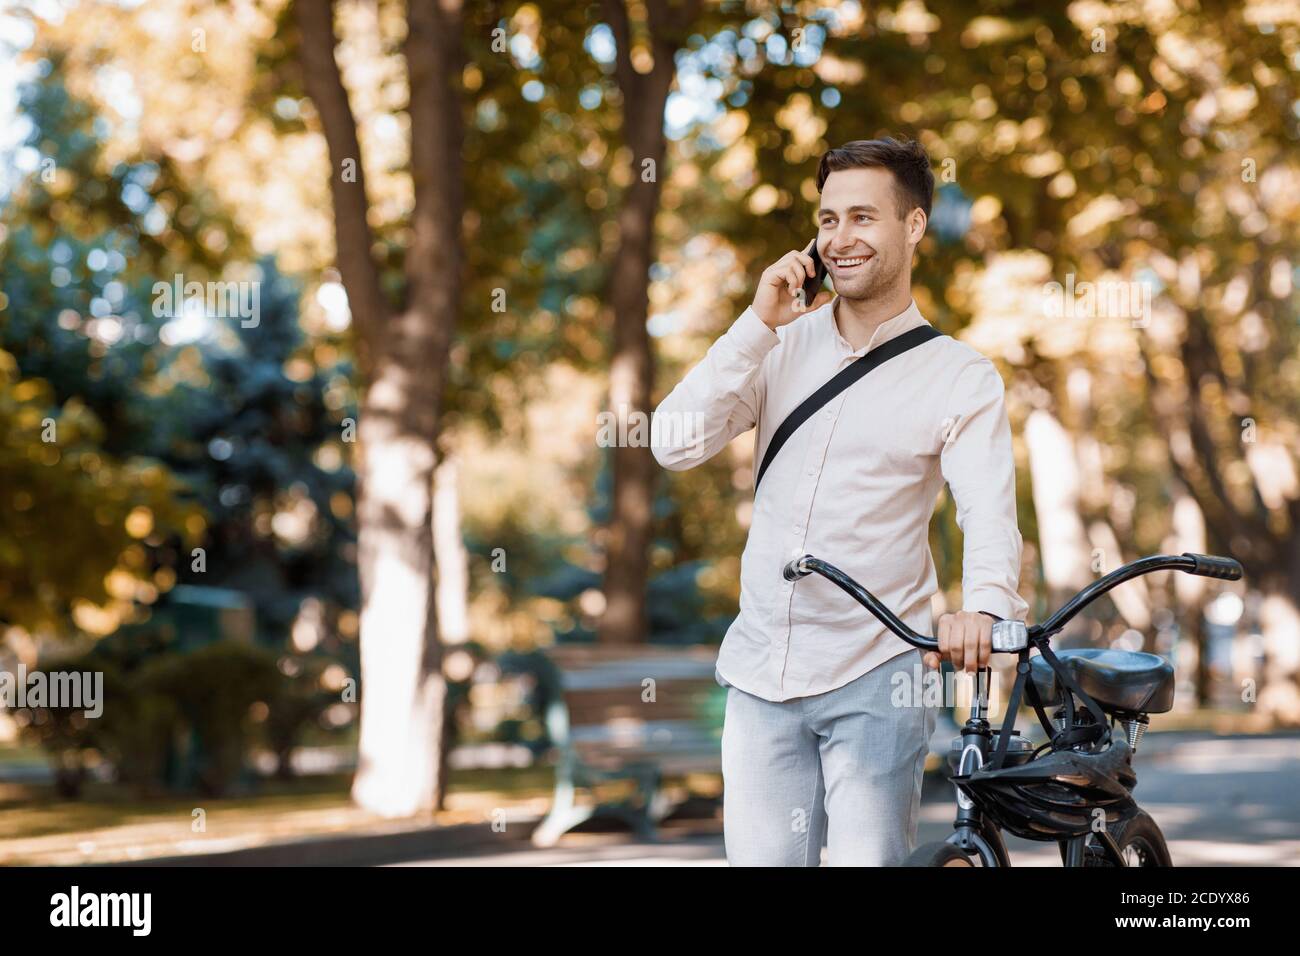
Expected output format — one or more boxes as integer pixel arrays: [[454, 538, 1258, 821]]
[[816, 167, 925, 301]]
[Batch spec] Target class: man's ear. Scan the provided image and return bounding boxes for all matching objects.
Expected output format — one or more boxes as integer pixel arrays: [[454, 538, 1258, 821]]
[[907, 207, 928, 247]]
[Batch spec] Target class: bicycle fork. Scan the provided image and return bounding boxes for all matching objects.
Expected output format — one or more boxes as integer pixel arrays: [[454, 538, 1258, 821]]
[[947, 667, 1006, 866]]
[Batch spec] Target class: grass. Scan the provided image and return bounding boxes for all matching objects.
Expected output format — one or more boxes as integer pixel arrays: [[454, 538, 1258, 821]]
[[0, 764, 560, 866]]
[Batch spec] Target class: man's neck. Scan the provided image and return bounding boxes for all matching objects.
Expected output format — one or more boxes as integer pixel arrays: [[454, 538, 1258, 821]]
[[833, 287, 914, 352]]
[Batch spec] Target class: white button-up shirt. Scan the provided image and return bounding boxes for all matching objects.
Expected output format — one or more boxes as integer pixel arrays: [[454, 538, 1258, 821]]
[[652, 296, 1028, 702]]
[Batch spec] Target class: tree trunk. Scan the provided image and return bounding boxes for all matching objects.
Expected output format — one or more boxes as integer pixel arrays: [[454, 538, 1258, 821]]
[[596, 0, 697, 645], [433, 449, 468, 804], [434, 451, 469, 647], [1024, 409, 1092, 613], [1168, 488, 1210, 706], [598, 191, 660, 644], [349, 367, 446, 816], [1257, 574, 1300, 725], [296, 0, 464, 817]]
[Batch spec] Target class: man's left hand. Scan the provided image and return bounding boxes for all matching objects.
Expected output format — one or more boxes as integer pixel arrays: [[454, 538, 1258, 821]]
[[923, 611, 992, 672]]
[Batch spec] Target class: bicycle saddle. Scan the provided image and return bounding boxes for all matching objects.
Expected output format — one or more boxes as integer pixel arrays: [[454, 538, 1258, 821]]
[[1028, 647, 1175, 715]]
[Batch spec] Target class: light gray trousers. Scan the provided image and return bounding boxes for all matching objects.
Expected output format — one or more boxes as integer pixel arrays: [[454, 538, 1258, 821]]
[[721, 648, 936, 866]]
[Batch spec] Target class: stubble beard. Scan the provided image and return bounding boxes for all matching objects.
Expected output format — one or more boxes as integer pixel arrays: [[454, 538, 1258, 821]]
[[837, 251, 899, 302]]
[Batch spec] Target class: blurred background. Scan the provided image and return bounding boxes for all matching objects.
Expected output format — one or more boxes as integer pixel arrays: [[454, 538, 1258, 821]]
[[0, 0, 1296, 866]]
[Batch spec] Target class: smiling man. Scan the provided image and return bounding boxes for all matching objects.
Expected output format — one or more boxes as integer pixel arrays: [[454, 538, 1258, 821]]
[[651, 137, 1028, 866]]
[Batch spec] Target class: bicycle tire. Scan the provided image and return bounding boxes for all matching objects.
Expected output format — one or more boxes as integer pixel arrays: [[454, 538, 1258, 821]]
[[1061, 809, 1173, 867], [903, 841, 979, 867]]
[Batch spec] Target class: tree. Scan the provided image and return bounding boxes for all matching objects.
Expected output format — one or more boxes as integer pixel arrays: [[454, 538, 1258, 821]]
[[1, 52, 359, 748], [293, 0, 465, 817], [0, 58, 205, 640], [155, 259, 359, 647], [594, 0, 705, 644]]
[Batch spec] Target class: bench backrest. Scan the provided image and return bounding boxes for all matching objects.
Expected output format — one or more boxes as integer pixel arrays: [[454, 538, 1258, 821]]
[[542, 645, 723, 771]]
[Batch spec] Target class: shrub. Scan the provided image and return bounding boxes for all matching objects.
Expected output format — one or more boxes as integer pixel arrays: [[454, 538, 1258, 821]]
[[137, 640, 282, 796]]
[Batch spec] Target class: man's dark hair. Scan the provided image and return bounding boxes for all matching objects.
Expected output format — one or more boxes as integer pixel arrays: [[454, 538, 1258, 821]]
[[815, 137, 935, 220]]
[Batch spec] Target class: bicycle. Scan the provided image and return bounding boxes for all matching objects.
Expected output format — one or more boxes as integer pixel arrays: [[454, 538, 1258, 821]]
[[781, 551, 1244, 867]]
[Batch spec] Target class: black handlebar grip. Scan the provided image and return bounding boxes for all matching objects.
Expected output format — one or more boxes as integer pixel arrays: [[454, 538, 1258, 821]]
[[783, 556, 813, 581], [1182, 552, 1244, 581]]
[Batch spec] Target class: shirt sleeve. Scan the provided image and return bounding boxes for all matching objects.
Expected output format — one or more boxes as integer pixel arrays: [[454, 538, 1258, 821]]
[[651, 305, 779, 471], [939, 358, 1030, 622]]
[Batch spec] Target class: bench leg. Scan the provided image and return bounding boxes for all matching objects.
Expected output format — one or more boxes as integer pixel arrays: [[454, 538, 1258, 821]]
[[628, 764, 664, 842], [532, 765, 666, 846], [532, 773, 595, 848], [646, 786, 679, 826]]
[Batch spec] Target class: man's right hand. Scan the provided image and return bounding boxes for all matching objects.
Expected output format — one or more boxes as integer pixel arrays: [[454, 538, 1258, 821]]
[[752, 240, 833, 330]]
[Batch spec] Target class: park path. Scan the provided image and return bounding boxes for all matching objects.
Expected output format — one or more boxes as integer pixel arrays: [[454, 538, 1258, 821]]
[[389, 732, 1300, 867]]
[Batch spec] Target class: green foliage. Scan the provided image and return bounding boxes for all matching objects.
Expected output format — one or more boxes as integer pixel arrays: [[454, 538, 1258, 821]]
[[135, 640, 282, 797], [0, 61, 211, 634], [0, 347, 196, 635], [103, 683, 180, 797], [18, 624, 342, 798], [151, 259, 360, 644], [260, 653, 340, 779], [14, 652, 120, 798], [2, 59, 359, 671], [16, 644, 178, 798]]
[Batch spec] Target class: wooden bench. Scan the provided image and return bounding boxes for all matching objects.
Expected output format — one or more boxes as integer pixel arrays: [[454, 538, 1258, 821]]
[[530, 644, 725, 848]]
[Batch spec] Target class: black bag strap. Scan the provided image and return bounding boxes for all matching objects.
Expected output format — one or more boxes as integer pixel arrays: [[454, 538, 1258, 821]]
[[987, 643, 1112, 770], [754, 324, 944, 493], [988, 651, 1031, 771]]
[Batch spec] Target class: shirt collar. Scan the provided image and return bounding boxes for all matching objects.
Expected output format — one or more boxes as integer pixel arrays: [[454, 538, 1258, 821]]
[[829, 296, 929, 357]]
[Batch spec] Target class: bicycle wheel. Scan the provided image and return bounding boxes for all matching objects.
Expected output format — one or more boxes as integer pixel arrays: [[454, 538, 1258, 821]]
[[1063, 810, 1173, 867], [903, 841, 979, 867]]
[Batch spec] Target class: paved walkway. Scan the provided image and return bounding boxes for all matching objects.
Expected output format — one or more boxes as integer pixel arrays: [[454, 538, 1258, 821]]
[[390, 732, 1300, 867]]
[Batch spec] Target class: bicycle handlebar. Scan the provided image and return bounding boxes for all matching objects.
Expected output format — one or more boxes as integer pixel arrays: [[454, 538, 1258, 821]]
[[1181, 552, 1244, 581], [781, 551, 1242, 654], [783, 554, 941, 650]]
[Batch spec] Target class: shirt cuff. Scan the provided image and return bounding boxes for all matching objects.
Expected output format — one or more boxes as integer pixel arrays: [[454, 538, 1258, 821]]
[[727, 305, 781, 359], [966, 588, 1027, 622]]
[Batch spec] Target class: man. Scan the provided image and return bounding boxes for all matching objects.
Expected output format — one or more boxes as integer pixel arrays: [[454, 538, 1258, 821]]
[[651, 137, 1028, 866]]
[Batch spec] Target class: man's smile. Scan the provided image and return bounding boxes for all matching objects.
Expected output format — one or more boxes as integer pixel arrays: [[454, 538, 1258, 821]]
[[830, 252, 874, 273]]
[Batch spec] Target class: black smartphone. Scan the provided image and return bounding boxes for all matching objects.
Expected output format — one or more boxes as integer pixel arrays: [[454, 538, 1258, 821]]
[[800, 238, 828, 305]]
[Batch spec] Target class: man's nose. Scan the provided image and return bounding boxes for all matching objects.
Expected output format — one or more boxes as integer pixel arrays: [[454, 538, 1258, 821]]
[[829, 223, 857, 254]]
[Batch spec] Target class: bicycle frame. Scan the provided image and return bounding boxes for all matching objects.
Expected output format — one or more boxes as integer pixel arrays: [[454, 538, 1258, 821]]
[[781, 550, 1243, 866]]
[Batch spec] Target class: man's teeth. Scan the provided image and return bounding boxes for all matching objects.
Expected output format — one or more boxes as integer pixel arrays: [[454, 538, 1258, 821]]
[[835, 256, 870, 266]]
